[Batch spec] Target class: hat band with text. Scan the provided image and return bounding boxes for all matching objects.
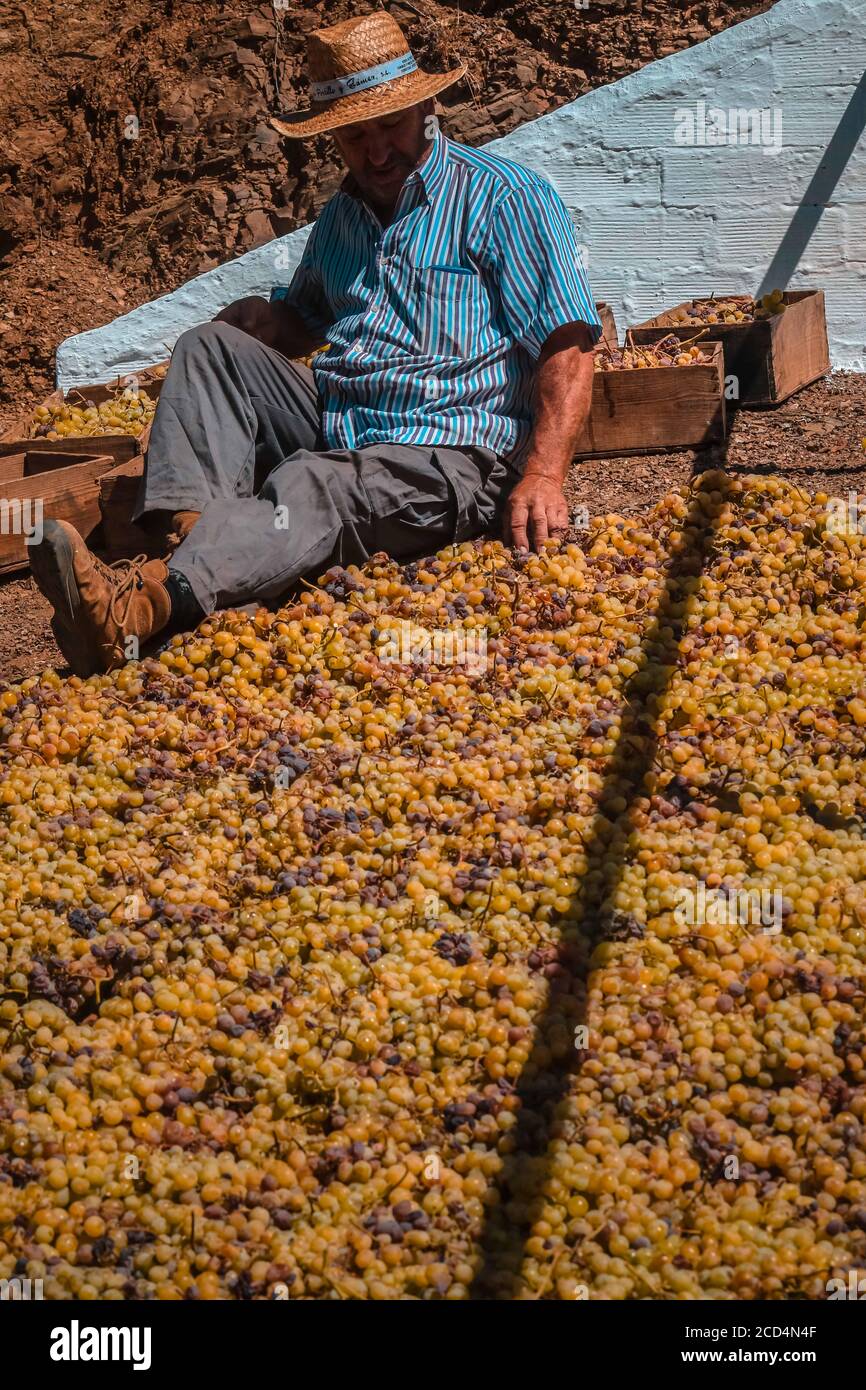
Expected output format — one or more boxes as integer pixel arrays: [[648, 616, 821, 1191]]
[[310, 52, 418, 103]]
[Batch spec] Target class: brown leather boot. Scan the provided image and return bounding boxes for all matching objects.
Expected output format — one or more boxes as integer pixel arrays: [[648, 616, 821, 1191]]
[[30, 520, 171, 677]]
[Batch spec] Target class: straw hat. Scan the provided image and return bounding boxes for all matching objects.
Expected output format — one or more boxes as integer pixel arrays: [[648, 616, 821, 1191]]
[[270, 10, 466, 138]]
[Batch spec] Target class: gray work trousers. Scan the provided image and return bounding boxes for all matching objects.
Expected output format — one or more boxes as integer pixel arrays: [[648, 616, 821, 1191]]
[[135, 322, 520, 615]]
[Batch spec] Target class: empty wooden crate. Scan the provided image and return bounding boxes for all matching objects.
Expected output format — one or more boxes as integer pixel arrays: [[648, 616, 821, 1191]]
[[0, 450, 115, 574]]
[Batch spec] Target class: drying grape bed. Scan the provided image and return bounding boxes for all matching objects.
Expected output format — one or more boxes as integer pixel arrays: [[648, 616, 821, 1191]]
[[1, 472, 865, 1300]]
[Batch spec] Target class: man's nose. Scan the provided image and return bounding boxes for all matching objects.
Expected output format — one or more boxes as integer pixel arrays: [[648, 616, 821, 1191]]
[[366, 136, 395, 166]]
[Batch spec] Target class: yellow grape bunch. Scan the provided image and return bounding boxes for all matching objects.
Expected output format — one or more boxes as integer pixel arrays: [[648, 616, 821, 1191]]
[[668, 290, 788, 327], [594, 332, 711, 371], [30, 388, 157, 441]]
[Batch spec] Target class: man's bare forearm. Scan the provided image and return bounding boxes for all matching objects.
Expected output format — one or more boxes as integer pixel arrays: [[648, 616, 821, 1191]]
[[521, 322, 595, 483], [501, 321, 596, 550]]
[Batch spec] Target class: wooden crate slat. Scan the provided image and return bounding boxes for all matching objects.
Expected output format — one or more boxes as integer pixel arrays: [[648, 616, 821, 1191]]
[[0, 434, 140, 463], [0, 449, 116, 485], [0, 452, 114, 574], [98, 456, 162, 560], [595, 302, 618, 348], [766, 290, 830, 403]]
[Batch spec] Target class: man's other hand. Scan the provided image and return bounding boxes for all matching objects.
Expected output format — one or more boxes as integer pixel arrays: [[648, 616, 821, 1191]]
[[502, 473, 570, 551], [213, 297, 321, 360], [213, 296, 280, 345]]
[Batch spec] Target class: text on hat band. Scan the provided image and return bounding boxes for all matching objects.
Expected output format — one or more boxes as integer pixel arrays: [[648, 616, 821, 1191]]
[[310, 52, 418, 103]]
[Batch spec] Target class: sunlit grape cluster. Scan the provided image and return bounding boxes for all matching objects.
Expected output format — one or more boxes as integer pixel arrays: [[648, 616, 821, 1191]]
[[30, 388, 157, 441], [594, 333, 710, 372], [2, 473, 866, 1300], [668, 290, 788, 327]]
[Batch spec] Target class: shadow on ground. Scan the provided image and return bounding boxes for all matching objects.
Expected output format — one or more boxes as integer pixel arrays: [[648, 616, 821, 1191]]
[[470, 448, 734, 1298]]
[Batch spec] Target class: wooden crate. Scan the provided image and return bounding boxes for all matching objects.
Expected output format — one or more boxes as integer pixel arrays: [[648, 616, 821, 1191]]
[[0, 450, 115, 574], [596, 302, 618, 348], [628, 291, 829, 407], [98, 456, 163, 561], [0, 362, 168, 462], [573, 340, 726, 458]]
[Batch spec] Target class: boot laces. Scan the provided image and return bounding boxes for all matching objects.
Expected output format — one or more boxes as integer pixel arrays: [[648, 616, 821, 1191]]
[[93, 554, 150, 631]]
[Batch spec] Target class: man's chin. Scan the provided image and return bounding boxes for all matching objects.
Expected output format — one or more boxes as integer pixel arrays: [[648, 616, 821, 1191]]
[[367, 169, 408, 196]]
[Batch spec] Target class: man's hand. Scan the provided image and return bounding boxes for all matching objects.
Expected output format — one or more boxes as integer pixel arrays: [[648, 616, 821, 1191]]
[[213, 296, 282, 346], [502, 473, 570, 551], [212, 296, 321, 361], [502, 322, 595, 551]]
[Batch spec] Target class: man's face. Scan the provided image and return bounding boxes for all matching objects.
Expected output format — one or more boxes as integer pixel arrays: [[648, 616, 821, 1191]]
[[332, 99, 434, 210]]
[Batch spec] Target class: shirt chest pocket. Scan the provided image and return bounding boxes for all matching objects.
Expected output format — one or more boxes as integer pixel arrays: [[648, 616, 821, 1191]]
[[416, 265, 486, 359]]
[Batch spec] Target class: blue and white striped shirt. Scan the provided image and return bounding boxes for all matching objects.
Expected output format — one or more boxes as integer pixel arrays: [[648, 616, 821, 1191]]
[[271, 130, 600, 464]]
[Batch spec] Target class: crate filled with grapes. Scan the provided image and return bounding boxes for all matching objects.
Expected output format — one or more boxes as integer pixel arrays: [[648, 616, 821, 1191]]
[[628, 289, 829, 406], [574, 332, 726, 457], [0, 363, 170, 465]]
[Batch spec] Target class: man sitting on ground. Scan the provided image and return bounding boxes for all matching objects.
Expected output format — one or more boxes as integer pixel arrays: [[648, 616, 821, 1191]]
[[30, 10, 600, 677]]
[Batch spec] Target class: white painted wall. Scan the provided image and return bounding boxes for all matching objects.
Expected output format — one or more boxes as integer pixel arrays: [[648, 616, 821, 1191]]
[[56, 228, 311, 387], [57, 0, 866, 388], [490, 0, 865, 372]]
